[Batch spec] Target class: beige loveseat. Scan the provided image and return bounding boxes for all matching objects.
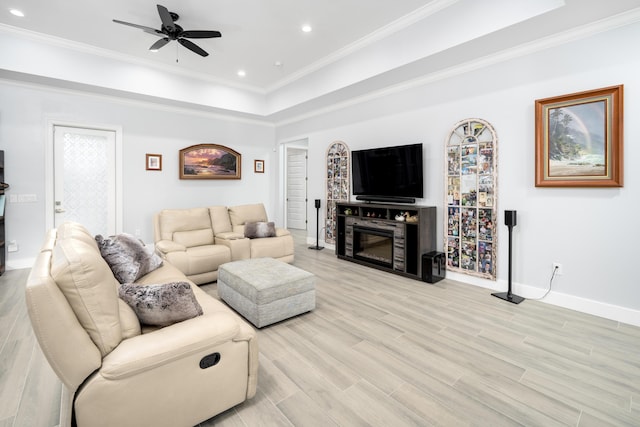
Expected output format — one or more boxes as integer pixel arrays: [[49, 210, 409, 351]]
[[154, 203, 294, 284], [25, 222, 258, 427]]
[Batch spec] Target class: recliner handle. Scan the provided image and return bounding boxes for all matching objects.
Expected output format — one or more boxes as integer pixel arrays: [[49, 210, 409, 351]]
[[199, 352, 221, 369]]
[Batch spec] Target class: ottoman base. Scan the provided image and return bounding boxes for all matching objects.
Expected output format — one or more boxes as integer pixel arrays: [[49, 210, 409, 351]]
[[217, 258, 316, 328]]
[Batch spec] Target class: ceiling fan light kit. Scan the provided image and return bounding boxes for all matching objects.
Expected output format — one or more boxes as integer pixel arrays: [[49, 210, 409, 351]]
[[113, 4, 221, 57]]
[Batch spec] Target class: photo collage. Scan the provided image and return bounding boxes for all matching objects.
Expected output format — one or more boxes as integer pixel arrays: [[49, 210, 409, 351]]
[[445, 120, 497, 279], [325, 142, 350, 244]]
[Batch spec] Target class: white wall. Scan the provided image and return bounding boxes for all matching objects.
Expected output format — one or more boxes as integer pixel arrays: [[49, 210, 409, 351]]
[[276, 21, 640, 324], [0, 82, 276, 267]]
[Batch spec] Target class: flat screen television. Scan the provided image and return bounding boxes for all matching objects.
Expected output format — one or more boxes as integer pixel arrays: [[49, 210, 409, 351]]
[[351, 143, 423, 203]]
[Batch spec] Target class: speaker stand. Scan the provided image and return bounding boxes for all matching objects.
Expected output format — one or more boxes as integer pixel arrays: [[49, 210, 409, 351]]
[[492, 221, 524, 304], [309, 202, 324, 251]]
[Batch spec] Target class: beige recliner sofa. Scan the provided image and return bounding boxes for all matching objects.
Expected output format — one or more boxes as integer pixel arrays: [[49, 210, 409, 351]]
[[154, 203, 294, 284], [25, 222, 258, 427]]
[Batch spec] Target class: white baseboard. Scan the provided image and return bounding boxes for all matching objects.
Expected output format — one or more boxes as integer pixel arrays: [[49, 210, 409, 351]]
[[446, 271, 640, 327]]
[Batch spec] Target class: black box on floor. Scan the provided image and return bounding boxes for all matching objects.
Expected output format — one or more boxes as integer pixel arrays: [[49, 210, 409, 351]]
[[422, 251, 445, 283]]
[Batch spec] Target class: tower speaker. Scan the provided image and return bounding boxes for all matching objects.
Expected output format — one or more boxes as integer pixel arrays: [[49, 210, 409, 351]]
[[504, 210, 517, 227], [309, 199, 324, 251], [492, 209, 524, 304]]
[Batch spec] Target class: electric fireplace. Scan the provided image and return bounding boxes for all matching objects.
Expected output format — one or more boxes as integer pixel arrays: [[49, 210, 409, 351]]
[[353, 226, 394, 268]]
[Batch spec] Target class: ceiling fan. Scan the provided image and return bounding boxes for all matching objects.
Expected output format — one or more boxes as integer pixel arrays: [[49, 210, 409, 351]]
[[113, 4, 221, 57]]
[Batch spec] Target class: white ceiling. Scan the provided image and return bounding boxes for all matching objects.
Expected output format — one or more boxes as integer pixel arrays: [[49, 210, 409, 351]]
[[2, 0, 640, 120], [1, 0, 436, 89]]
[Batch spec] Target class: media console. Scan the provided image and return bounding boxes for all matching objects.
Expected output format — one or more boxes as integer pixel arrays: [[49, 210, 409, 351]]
[[335, 202, 436, 280]]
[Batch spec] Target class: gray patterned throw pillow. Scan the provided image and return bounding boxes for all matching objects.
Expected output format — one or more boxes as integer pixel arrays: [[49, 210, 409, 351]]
[[95, 233, 163, 284], [118, 282, 203, 327], [244, 221, 276, 239]]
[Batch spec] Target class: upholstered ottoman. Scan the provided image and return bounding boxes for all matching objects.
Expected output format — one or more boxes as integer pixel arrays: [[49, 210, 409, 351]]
[[217, 257, 315, 328]]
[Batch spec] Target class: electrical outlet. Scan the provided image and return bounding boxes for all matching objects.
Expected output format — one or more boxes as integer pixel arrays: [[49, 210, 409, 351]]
[[7, 240, 18, 253], [135, 229, 141, 237], [553, 262, 563, 275]]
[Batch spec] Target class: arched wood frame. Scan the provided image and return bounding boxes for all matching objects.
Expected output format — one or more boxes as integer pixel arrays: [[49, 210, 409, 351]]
[[325, 141, 350, 245], [445, 119, 498, 280]]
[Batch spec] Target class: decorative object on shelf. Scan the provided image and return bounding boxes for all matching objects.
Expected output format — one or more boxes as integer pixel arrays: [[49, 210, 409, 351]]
[[325, 141, 350, 245], [309, 199, 324, 251], [445, 118, 498, 280], [395, 213, 405, 221], [535, 85, 623, 187], [179, 144, 241, 179], [492, 210, 524, 304], [146, 153, 162, 171], [254, 159, 264, 173]]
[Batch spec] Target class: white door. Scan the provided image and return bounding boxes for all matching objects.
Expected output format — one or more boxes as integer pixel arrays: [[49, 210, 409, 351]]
[[286, 148, 307, 230], [53, 125, 117, 236]]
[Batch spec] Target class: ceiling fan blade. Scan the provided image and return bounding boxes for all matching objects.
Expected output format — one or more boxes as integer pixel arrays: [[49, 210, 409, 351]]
[[178, 38, 209, 57], [157, 4, 176, 32], [113, 19, 162, 36], [181, 30, 222, 39], [149, 38, 170, 51]]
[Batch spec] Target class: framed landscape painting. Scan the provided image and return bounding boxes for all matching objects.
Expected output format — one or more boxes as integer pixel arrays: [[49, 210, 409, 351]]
[[535, 85, 623, 187], [179, 144, 241, 179]]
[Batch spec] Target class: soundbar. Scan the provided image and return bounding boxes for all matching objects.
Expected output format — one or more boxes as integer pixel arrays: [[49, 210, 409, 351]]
[[355, 195, 415, 204]]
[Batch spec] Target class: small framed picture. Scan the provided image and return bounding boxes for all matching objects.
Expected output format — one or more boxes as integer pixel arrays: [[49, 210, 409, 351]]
[[254, 160, 265, 173], [146, 154, 162, 171]]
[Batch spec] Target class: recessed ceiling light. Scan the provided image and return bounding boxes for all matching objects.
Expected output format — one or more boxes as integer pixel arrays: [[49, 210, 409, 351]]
[[301, 24, 312, 33], [237, 70, 246, 77], [9, 9, 25, 17], [273, 61, 283, 68]]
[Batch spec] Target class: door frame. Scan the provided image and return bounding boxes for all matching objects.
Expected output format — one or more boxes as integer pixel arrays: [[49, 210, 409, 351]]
[[280, 139, 309, 230], [285, 146, 308, 230], [45, 119, 123, 233]]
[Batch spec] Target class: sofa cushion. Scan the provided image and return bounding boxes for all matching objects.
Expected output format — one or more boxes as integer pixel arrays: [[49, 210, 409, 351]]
[[157, 207, 213, 241], [51, 237, 122, 356], [173, 228, 214, 248], [118, 299, 142, 339], [244, 222, 276, 239], [118, 282, 203, 327], [228, 203, 268, 226], [95, 233, 163, 284]]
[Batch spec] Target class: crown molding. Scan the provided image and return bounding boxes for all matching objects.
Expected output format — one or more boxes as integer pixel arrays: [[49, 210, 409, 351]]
[[0, 23, 266, 95], [274, 7, 640, 126], [265, 0, 459, 93]]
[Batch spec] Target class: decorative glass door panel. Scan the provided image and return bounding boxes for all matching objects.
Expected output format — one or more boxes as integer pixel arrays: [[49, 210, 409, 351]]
[[445, 119, 498, 280], [325, 141, 349, 244]]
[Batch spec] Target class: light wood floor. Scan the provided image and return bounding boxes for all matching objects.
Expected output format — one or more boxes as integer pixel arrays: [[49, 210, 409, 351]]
[[1, 232, 639, 426]]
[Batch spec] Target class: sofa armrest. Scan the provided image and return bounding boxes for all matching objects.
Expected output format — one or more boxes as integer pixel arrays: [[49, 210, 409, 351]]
[[100, 312, 244, 380], [154, 239, 186, 254], [275, 228, 290, 237], [215, 235, 250, 261]]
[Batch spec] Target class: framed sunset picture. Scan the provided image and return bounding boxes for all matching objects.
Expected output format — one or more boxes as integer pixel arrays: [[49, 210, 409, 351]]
[[179, 144, 241, 179]]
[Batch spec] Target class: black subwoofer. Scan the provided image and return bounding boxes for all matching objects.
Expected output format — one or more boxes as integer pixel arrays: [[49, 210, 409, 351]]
[[422, 251, 445, 283]]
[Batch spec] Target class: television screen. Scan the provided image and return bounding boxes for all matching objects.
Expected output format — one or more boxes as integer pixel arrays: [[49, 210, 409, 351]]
[[351, 143, 423, 201]]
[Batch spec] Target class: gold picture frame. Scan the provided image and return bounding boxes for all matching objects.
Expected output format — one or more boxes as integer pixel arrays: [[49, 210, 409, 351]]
[[179, 144, 241, 179], [535, 85, 623, 187]]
